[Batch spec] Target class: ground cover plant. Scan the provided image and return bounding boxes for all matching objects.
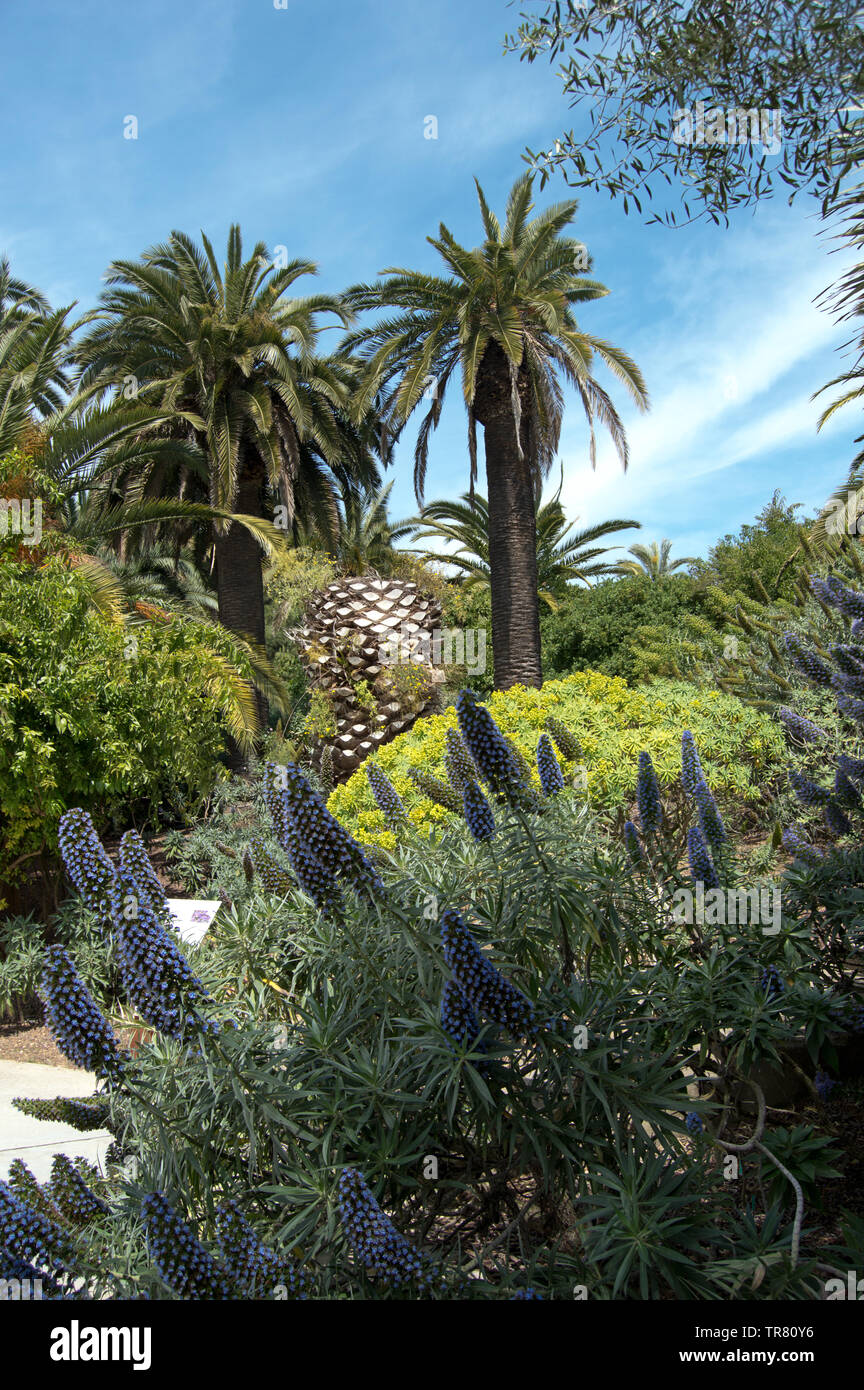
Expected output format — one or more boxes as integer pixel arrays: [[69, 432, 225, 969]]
[[2, 688, 862, 1301]]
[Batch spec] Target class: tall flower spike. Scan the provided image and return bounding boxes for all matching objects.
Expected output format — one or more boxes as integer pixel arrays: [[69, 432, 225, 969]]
[[536, 733, 565, 796], [545, 715, 582, 762], [636, 751, 663, 838], [777, 707, 827, 744], [6, 1160, 64, 1224], [825, 800, 852, 837], [781, 827, 824, 865], [783, 632, 833, 687], [462, 778, 496, 841], [57, 809, 116, 921], [142, 1193, 232, 1300], [809, 574, 846, 608], [109, 870, 214, 1040], [838, 752, 864, 788], [49, 1155, 109, 1226], [12, 1095, 111, 1132], [443, 727, 478, 794], [268, 762, 384, 902], [42, 947, 128, 1080], [680, 730, 705, 795], [440, 909, 537, 1038], [278, 818, 345, 915], [831, 669, 864, 699], [216, 1199, 306, 1299], [837, 693, 864, 723], [623, 821, 645, 866], [0, 1251, 65, 1299], [826, 580, 864, 620], [693, 779, 727, 856], [262, 761, 292, 843], [408, 767, 464, 813], [455, 689, 529, 806], [687, 826, 719, 891], [245, 836, 296, 896], [366, 762, 407, 827], [118, 829, 167, 917], [830, 644, 864, 678], [789, 770, 832, 807], [0, 1180, 77, 1276], [337, 1168, 438, 1292], [439, 978, 484, 1053], [761, 965, 784, 1000]]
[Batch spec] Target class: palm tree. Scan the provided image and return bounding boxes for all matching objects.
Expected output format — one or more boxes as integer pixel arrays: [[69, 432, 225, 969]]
[[329, 480, 416, 574], [74, 227, 380, 655], [342, 173, 648, 687], [0, 256, 83, 457], [408, 490, 640, 610], [614, 539, 697, 580]]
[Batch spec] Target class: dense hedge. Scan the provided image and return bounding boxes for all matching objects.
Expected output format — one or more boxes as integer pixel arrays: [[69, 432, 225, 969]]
[[327, 670, 785, 850]]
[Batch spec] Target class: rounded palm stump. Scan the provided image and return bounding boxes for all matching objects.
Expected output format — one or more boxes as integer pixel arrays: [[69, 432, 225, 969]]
[[294, 574, 444, 779]]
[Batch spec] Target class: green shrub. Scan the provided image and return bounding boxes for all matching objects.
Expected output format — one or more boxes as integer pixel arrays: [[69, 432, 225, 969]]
[[327, 670, 786, 851], [0, 559, 230, 880], [540, 574, 730, 683]]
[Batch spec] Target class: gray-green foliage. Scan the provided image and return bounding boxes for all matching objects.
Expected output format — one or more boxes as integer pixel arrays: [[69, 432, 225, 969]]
[[10, 747, 861, 1300]]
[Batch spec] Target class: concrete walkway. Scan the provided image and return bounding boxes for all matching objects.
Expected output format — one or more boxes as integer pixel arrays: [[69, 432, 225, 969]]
[[0, 1061, 112, 1182]]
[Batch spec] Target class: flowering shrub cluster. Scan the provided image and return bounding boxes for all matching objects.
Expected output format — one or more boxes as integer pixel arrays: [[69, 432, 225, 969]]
[[327, 672, 783, 851], [6, 690, 861, 1302]]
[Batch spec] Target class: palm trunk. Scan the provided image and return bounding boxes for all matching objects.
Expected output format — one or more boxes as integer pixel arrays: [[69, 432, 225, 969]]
[[213, 458, 268, 762], [474, 343, 543, 689]]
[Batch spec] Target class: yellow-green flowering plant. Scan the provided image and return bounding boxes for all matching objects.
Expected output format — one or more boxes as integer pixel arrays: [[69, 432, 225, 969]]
[[327, 671, 785, 850]]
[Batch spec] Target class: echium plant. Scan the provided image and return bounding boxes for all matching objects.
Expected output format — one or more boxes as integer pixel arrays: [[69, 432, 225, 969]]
[[264, 760, 384, 903], [365, 761, 407, 828], [109, 867, 216, 1040], [779, 575, 864, 848], [455, 689, 533, 808]]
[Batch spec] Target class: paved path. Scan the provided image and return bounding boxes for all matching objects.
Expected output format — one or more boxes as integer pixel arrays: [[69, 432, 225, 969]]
[[0, 1061, 112, 1182]]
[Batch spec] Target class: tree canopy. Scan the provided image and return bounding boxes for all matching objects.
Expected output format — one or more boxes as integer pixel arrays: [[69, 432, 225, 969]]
[[505, 1, 864, 225]]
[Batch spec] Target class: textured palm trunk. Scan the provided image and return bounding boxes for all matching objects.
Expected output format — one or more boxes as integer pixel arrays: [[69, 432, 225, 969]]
[[474, 342, 543, 690], [213, 458, 268, 763]]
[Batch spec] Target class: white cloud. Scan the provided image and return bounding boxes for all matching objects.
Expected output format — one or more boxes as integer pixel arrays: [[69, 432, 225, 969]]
[[558, 216, 857, 539]]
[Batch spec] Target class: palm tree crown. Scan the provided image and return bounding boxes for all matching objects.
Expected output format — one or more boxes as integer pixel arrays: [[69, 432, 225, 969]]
[[408, 490, 640, 609], [342, 174, 648, 686], [75, 227, 379, 651], [615, 539, 697, 580]]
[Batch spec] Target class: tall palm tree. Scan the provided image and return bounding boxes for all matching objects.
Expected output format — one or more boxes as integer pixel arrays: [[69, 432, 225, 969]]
[[408, 491, 640, 610], [75, 227, 380, 654], [614, 539, 697, 580], [342, 173, 648, 687]]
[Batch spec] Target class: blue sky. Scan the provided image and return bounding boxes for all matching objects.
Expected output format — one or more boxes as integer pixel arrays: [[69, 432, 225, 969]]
[[0, 0, 856, 564]]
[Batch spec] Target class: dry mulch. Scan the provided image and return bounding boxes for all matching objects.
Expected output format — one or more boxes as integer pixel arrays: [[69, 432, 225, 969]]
[[0, 1017, 74, 1068]]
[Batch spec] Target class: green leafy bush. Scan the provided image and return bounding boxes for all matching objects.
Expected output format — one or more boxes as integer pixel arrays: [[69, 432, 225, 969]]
[[327, 670, 786, 851], [0, 559, 230, 881]]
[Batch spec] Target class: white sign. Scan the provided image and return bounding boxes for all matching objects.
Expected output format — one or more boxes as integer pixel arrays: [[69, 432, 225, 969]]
[[166, 899, 221, 946]]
